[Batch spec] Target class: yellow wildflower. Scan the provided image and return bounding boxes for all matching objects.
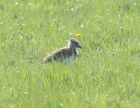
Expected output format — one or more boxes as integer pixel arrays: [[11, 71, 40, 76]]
[[75, 32, 80, 37]]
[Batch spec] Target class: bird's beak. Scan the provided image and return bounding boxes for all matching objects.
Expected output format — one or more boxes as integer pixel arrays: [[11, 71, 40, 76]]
[[79, 45, 82, 48]]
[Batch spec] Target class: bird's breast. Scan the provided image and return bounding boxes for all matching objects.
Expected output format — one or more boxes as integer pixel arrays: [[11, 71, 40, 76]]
[[65, 53, 76, 62]]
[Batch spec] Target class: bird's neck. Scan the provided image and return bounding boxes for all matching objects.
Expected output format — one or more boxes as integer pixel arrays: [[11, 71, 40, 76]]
[[68, 46, 77, 57], [68, 41, 77, 50]]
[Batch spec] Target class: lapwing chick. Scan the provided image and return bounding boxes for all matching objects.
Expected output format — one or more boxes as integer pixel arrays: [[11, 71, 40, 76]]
[[42, 38, 82, 64]]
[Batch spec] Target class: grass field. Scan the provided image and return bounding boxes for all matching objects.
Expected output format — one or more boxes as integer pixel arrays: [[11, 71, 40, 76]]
[[0, 0, 140, 108]]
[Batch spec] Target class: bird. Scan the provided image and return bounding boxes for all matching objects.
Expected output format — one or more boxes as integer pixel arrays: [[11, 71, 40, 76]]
[[42, 38, 82, 64]]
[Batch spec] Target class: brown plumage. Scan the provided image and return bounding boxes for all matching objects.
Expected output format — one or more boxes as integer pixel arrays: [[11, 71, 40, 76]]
[[42, 38, 82, 64]]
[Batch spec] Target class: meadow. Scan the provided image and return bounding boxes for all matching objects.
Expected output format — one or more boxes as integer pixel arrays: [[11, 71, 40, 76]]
[[0, 0, 140, 108]]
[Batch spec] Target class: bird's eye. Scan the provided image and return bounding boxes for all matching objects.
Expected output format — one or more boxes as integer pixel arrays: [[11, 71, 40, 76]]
[[76, 42, 79, 46]]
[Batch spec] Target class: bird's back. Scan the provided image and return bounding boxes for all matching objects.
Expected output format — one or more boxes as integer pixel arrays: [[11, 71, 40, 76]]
[[42, 47, 76, 63]]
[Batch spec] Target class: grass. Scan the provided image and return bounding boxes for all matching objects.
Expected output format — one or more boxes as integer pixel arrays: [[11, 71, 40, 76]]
[[0, 0, 140, 108]]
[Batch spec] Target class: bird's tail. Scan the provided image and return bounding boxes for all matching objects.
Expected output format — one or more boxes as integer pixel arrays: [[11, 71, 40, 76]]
[[42, 55, 52, 64]]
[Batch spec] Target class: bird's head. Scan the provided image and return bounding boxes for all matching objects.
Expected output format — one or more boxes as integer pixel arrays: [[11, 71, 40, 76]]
[[68, 38, 82, 49]]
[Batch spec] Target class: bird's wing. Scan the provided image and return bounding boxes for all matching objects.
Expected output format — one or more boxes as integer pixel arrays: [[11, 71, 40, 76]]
[[52, 48, 69, 59], [42, 48, 70, 63]]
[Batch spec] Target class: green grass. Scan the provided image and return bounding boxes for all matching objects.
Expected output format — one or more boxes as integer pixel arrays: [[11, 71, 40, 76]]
[[0, 0, 140, 108]]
